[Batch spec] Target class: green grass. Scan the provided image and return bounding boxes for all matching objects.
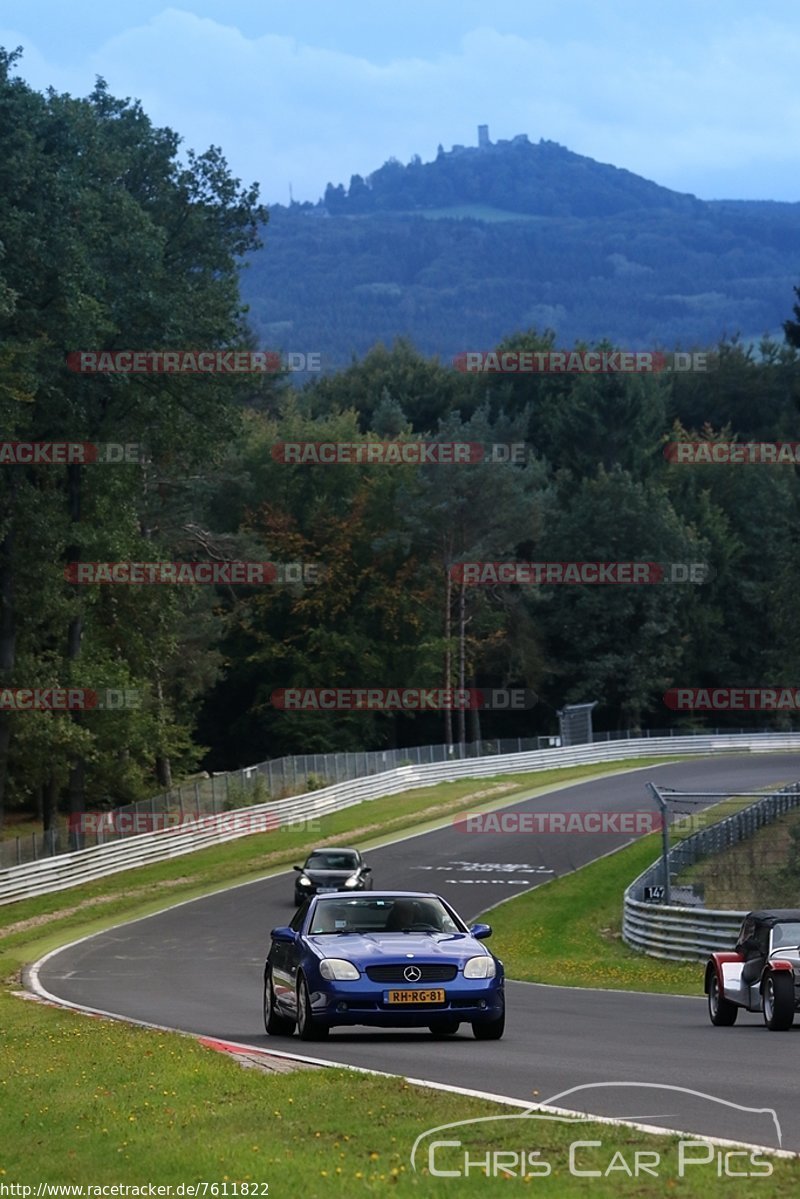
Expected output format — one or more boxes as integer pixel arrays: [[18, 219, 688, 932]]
[[486, 832, 700, 993], [1, 990, 796, 1193]]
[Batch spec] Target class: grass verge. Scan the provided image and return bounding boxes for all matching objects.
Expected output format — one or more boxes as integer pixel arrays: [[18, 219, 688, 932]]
[[677, 807, 800, 909]]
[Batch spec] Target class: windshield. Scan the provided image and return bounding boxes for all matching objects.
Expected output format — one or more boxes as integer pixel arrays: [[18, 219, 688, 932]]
[[770, 922, 800, 950], [308, 896, 464, 936], [305, 851, 359, 871]]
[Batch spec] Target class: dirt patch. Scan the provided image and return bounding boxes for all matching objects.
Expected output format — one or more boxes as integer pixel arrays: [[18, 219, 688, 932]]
[[0, 876, 192, 940]]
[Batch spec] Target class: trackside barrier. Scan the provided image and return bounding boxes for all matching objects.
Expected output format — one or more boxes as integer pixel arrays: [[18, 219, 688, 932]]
[[623, 782, 800, 960], [3, 733, 800, 905]]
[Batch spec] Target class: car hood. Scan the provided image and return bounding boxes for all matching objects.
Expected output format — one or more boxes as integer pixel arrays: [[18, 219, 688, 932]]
[[306, 931, 489, 963]]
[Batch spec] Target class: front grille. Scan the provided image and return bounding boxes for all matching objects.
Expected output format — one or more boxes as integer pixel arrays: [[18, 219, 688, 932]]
[[365, 964, 458, 983]]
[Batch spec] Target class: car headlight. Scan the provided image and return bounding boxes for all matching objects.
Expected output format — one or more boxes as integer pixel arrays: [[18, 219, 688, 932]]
[[343, 874, 360, 888], [319, 958, 360, 981], [298, 876, 312, 886], [463, 955, 496, 979]]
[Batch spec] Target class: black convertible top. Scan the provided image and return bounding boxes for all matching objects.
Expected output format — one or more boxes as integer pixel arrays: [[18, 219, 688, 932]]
[[746, 910, 800, 927]]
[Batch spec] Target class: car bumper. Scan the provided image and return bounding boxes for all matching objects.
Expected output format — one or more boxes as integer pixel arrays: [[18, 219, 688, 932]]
[[305, 978, 504, 1027], [295, 883, 368, 899]]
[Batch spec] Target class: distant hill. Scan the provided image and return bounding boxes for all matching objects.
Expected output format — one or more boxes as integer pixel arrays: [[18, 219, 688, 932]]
[[241, 129, 800, 370]]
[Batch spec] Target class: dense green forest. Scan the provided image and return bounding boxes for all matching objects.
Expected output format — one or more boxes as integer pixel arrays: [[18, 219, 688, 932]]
[[243, 135, 800, 366], [2, 53, 800, 830]]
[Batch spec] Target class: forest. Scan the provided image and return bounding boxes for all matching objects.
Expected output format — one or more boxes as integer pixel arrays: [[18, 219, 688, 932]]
[[2, 51, 800, 830], [242, 135, 800, 366]]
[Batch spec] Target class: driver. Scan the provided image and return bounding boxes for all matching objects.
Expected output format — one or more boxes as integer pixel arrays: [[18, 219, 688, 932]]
[[737, 924, 768, 984], [385, 899, 416, 931]]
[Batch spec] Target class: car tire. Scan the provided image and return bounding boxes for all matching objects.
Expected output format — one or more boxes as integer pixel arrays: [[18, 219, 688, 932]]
[[263, 968, 295, 1037], [296, 974, 329, 1041], [472, 1008, 505, 1040], [429, 1019, 460, 1037], [762, 972, 795, 1031], [707, 971, 738, 1026]]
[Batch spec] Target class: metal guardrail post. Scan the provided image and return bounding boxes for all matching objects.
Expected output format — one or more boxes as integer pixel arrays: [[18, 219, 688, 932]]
[[647, 782, 671, 904]]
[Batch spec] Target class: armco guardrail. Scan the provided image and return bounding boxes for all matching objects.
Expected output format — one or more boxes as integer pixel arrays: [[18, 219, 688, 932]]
[[3, 732, 800, 906], [623, 903, 746, 960], [623, 781, 800, 960], [1, 725, 785, 870]]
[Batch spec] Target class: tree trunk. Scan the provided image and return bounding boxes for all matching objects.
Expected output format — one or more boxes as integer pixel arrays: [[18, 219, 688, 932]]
[[0, 472, 19, 831], [66, 463, 85, 844], [154, 676, 173, 788], [443, 559, 453, 748], [457, 580, 466, 750], [469, 675, 482, 748]]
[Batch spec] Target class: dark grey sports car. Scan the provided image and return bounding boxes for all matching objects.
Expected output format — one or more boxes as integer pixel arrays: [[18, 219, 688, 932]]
[[293, 846, 372, 905]]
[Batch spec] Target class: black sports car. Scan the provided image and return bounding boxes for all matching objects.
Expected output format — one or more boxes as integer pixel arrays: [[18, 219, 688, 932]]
[[293, 846, 372, 905]]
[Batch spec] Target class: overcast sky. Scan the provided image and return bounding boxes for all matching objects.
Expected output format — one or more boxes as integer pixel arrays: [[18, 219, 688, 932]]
[[2, 1, 799, 206]]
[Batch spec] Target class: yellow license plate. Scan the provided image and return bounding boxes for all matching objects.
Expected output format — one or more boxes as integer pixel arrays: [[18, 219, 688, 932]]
[[387, 989, 446, 1004]]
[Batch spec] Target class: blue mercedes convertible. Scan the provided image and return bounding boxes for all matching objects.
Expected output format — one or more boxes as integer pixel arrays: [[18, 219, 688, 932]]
[[263, 891, 505, 1040]]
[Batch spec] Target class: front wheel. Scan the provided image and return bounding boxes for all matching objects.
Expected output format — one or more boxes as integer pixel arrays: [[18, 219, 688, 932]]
[[763, 972, 795, 1031], [263, 968, 294, 1036], [473, 1008, 505, 1040], [296, 975, 330, 1041], [708, 972, 738, 1026]]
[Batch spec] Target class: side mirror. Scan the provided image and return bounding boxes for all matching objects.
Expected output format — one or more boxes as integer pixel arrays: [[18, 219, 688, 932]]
[[271, 926, 297, 944], [293, 865, 303, 872], [469, 923, 492, 941], [362, 865, 372, 873]]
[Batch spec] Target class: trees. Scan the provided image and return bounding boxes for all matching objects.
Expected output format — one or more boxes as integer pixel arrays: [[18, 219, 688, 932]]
[[0, 49, 267, 827]]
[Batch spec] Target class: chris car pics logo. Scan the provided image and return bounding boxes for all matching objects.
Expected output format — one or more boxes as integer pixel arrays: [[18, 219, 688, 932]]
[[411, 1084, 782, 1180]]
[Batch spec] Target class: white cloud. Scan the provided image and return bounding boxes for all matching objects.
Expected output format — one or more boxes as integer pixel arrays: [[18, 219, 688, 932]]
[[1, 6, 799, 202]]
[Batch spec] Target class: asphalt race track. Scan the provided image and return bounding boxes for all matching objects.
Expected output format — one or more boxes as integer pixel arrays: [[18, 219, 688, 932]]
[[34, 755, 800, 1151]]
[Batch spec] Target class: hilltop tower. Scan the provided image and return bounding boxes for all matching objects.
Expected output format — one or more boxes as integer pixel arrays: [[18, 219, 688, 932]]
[[478, 124, 490, 148]]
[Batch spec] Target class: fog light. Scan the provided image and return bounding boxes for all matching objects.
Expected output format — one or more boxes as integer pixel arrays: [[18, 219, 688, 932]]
[[337, 1002, 348, 1012], [479, 1000, 486, 1009]]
